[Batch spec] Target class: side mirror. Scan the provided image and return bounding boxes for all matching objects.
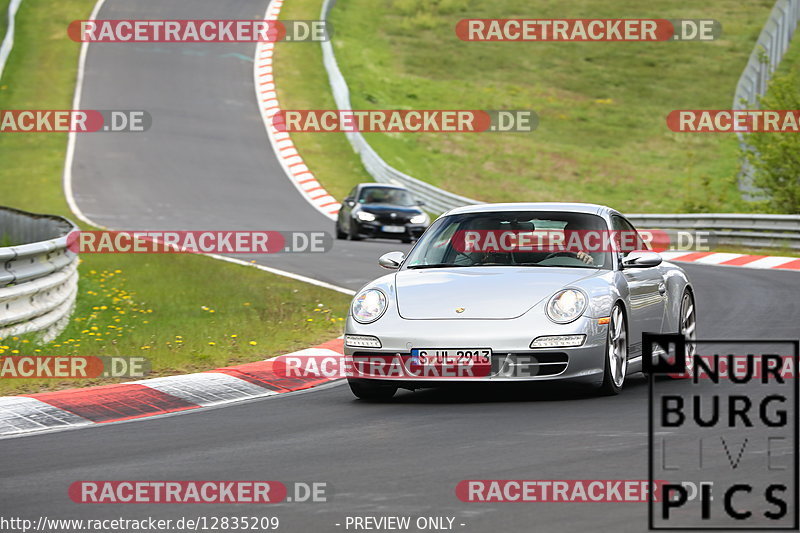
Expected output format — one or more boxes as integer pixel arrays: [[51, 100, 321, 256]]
[[344, 198, 355, 207], [378, 251, 405, 269], [622, 250, 662, 269], [416, 199, 426, 206]]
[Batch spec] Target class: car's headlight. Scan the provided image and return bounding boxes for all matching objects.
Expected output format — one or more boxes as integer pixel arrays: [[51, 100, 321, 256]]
[[410, 213, 429, 225], [546, 289, 587, 324], [356, 211, 376, 222], [351, 289, 388, 323], [345, 335, 382, 348], [531, 334, 586, 348]]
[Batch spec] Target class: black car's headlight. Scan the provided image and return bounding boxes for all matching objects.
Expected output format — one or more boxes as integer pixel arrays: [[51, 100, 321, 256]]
[[351, 289, 388, 323], [410, 213, 429, 225], [356, 211, 376, 222], [546, 289, 588, 324]]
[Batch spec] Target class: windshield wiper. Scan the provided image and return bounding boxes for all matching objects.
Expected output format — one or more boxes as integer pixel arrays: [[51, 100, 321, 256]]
[[407, 262, 601, 269], [409, 262, 547, 269], [406, 263, 467, 269]]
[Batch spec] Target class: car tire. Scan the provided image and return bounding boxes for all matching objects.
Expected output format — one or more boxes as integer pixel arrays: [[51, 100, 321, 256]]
[[666, 289, 696, 380], [401, 236, 412, 244], [679, 289, 696, 357], [643, 288, 696, 380], [348, 379, 397, 401], [598, 304, 628, 396], [347, 221, 362, 241], [335, 221, 346, 240]]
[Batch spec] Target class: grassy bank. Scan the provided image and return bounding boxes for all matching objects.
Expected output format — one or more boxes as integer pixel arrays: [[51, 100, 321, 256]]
[[0, 0, 10, 47], [276, 0, 774, 213], [0, 0, 350, 394], [274, 0, 373, 202]]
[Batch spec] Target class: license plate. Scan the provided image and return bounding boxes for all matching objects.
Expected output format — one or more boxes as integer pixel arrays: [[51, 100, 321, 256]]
[[382, 225, 406, 233], [411, 348, 492, 365]]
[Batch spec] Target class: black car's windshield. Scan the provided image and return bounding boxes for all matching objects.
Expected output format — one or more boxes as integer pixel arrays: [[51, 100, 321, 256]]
[[359, 187, 417, 207], [404, 211, 618, 270]]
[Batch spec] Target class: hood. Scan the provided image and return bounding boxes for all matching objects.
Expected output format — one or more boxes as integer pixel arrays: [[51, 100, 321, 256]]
[[359, 204, 422, 216], [395, 267, 600, 319]]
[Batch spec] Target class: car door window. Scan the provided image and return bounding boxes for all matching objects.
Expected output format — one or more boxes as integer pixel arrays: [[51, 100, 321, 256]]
[[611, 215, 647, 258]]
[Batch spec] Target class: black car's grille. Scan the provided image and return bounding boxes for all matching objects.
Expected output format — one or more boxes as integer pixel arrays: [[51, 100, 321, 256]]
[[374, 213, 412, 224]]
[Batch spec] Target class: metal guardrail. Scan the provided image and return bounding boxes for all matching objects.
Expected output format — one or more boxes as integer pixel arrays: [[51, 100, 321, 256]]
[[319, 0, 481, 215], [627, 213, 800, 251], [0, 206, 79, 342], [0, 0, 24, 82], [733, 0, 800, 111], [319, 0, 800, 250], [733, 0, 800, 193]]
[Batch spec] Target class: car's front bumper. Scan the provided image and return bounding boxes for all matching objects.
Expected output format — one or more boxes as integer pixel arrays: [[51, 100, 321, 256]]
[[344, 315, 609, 385], [354, 221, 427, 240]]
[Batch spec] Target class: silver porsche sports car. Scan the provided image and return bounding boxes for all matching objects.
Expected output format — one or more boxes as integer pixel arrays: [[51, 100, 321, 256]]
[[344, 203, 696, 400]]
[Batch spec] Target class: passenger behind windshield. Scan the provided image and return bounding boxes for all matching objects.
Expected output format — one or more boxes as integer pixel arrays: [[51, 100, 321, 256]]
[[404, 211, 616, 269]]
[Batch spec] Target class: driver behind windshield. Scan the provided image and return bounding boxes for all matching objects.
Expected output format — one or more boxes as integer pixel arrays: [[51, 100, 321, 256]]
[[405, 211, 610, 269], [359, 187, 415, 206]]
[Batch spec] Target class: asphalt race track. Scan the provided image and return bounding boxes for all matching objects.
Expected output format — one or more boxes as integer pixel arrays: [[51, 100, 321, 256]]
[[68, 0, 409, 291], [2, 0, 798, 532]]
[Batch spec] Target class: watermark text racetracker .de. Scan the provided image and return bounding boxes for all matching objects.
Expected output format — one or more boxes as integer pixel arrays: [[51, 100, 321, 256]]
[[67, 231, 332, 254], [455, 19, 721, 42], [0, 110, 150, 133], [667, 110, 800, 132], [0, 356, 149, 379], [456, 480, 665, 502], [68, 19, 330, 42], [68, 479, 327, 502], [275, 352, 494, 380], [448, 229, 715, 254], [272, 110, 538, 133]]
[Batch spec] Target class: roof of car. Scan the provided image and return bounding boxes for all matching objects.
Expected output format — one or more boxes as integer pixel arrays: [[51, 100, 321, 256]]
[[357, 183, 407, 190], [443, 202, 619, 217]]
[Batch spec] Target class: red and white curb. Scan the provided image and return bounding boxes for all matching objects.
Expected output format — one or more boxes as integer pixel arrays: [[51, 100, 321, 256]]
[[0, 339, 344, 438], [662, 251, 800, 271], [255, 0, 341, 220]]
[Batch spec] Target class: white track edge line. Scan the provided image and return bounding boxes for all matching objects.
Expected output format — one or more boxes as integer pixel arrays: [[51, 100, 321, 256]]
[[63, 0, 108, 229], [61, 0, 353, 296]]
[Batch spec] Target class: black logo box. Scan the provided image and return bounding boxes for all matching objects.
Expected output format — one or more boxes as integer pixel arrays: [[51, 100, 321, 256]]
[[644, 334, 799, 531]]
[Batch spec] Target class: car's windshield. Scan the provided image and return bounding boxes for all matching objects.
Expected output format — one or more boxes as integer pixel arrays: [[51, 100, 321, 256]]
[[403, 211, 616, 269], [359, 187, 416, 207]]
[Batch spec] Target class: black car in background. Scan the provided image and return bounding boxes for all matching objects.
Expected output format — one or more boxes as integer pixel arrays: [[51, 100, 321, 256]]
[[336, 184, 430, 243]]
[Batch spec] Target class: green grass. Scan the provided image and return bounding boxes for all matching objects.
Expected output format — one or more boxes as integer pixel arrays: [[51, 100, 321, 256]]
[[277, 0, 776, 213], [0, 0, 10, 45], [741, 22, 800, 214], [0, 0, 350, 394]]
